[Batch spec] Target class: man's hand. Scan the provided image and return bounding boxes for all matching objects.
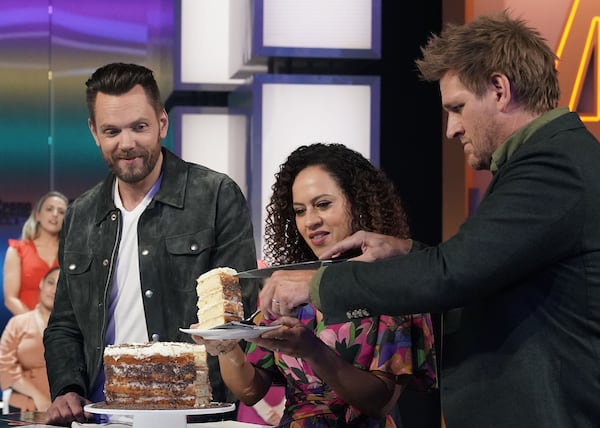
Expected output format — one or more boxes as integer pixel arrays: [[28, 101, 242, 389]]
[[259, 270, 315, 319], [44, 392, 91, 426], [319, 230, 412, 261]]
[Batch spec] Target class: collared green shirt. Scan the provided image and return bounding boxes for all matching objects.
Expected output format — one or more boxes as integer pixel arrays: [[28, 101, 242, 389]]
[[490, 107, 570, 173]]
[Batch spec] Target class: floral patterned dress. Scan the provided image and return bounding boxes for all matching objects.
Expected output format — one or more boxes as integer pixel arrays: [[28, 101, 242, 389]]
[[246, 304, 438, 427]]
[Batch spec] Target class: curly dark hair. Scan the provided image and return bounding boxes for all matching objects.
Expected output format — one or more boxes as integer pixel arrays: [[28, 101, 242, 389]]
[[263, 143, 410, 266]]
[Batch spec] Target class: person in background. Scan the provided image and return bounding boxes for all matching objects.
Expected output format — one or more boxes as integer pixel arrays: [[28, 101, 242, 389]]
[[43, 62, 259, 426], [0, 266, 59, 412], [3, 191, 68, 316], [259, 11, 600, 428], [193, 143, 438, 427]]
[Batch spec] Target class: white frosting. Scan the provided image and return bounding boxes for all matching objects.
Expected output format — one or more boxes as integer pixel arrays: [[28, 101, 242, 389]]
[[104, 342, 206, 358], [196, 267, 237, 283]]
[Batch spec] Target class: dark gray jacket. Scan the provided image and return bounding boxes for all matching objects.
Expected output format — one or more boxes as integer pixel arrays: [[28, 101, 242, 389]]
[[44, 148, 259, 404], [318, 112, 600, 427]]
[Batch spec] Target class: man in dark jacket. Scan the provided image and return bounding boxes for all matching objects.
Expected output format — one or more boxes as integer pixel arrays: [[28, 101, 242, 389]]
[[256, 12, 600, 428], [44, 62, 259, 425]]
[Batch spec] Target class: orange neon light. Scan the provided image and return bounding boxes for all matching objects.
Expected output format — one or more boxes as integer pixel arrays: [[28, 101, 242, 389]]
[[556, 0, 600, 123], [555, 0, 579, 62]]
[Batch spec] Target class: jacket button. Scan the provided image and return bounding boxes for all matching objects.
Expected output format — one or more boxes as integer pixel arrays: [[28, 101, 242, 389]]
[[144, 289, 154, 298], [190, 243, 199, 251], [110, 213, 117, 221], [151, 333, 160, 342], [68, 264, 76, 271], [141, 249, 149, 256], [102, 259, 109, 266]]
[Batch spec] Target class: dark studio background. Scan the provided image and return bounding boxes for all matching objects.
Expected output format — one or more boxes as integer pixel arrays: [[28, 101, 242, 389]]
[[256, 2, 445, 247]]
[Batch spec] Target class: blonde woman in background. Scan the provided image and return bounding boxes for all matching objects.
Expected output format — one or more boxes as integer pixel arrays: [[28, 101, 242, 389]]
[[0, 266, 59, 412], [3, 191, 68, 315]]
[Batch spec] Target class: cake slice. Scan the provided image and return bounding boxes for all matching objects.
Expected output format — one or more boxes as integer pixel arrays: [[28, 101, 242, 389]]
[[196, 267, 244, 330]]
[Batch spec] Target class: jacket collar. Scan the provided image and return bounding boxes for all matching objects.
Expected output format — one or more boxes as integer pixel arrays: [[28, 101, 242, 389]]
[[490, 107, 570, 173]]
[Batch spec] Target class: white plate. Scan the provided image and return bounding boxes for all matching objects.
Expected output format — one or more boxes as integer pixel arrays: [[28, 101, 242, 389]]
[[84, 402, 235, 428], [84, 401, 235, 415], [179, 325, 280, 340]]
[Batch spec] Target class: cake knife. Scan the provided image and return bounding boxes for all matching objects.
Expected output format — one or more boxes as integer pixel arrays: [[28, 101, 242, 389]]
[[235, 258, 350, 279]]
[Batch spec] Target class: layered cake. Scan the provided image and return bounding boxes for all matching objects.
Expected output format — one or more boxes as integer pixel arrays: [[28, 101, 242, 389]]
[[196, 267, 244, 329], [103, 341, 211, 409]]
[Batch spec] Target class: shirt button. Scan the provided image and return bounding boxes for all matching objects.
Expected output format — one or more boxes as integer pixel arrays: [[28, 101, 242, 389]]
[[144, 289, 154, 298]]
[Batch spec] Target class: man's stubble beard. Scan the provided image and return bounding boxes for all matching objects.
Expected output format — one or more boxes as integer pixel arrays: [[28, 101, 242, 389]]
[[467, 120, 497, 171], [108, 145, 161, 184]]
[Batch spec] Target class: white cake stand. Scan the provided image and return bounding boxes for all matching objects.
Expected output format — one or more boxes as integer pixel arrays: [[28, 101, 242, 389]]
[[84, 402, 235, 428]]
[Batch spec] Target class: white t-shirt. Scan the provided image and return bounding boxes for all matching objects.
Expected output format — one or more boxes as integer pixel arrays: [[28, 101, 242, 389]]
[[105, 175, 162, 345], [91, 175, 163, 402]]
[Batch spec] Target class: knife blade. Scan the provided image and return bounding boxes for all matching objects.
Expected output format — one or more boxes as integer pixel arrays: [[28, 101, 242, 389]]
[[235, 258, 349, 279]]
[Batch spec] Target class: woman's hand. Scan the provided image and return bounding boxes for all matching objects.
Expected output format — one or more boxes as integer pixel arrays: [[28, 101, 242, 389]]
[[32, 391, 52, 412], [188, 323, 241, 356], [248, 316, 323, 359]]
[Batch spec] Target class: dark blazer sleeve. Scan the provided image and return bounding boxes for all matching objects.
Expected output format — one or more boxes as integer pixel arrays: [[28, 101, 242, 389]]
[[318, 114, 596, 324]]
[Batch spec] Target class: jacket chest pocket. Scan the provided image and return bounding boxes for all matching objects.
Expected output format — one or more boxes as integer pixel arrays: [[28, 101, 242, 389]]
[[63, 251, 93, 276], [165, 229, 215, 256], [62, 251, 99, 308]]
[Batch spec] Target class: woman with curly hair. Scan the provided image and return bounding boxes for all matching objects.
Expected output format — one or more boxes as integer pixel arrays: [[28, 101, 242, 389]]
[[192, 143, 437, 427], [262, 143, 409, 266]]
